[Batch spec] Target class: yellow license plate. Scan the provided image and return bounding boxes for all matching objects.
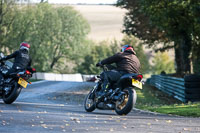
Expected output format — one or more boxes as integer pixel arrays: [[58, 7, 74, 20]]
[[132, 79, 142, 89], [18, 78, 28, 88]]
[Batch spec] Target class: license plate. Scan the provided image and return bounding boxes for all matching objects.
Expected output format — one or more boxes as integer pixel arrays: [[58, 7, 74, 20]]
[[132, 79, 142, 89], [18, 78, 28, 88]]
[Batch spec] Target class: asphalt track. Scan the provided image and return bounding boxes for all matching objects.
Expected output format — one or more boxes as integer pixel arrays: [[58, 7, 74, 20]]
[[0, 81, 200, 133]]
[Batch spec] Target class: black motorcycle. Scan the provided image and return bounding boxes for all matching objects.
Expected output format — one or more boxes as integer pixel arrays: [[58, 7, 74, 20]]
[[84, 65, 143, 115], [0, 53, 36, 104]]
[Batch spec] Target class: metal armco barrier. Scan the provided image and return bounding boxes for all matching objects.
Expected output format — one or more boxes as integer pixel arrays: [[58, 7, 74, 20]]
[[32, 72, 83, 82], [31, 73, 97, 82], [148, 75, 200, 102]]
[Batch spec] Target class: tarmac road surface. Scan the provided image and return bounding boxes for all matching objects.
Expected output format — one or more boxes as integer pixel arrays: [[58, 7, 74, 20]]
[[0, 81, 200, 133]]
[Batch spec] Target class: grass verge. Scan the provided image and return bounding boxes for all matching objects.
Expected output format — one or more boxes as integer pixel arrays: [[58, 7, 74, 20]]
[[135, 85, 200, 117]]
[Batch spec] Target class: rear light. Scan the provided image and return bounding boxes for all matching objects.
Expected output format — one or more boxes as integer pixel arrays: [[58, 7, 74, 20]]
[[26, 70, 31, 75], [137, 74, 143, 81], [32, 68, 36, 72]]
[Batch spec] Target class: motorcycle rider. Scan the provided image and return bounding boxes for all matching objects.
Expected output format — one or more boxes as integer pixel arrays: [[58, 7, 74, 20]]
[[96, 44, 141, 96], [0, 42, 32, 85]]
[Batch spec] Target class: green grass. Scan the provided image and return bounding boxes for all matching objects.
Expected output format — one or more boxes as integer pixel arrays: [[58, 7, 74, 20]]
[[135, 85, 200, 117]]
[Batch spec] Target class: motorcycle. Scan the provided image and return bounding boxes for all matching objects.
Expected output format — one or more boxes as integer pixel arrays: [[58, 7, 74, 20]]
[[84, 65, 143, 115], [0, 53, 36, 104]]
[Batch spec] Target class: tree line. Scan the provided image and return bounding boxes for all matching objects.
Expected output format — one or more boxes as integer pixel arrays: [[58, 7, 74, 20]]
[[117, 0, 200, 76]]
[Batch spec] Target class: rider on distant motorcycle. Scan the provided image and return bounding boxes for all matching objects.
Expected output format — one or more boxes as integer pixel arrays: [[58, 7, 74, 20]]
[[0, 42, 32, 85], [96, 45, 141, 96]]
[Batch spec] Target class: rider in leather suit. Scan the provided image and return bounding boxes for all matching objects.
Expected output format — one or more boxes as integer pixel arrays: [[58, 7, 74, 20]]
[[96, 45, 141, 96], [0, 42, 31, 85]]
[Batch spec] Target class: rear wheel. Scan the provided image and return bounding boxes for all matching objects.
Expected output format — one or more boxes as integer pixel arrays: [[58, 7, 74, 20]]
[[3, 82, 22, 104], [84, 89, 96, 112], [115, 88, 137, 115]]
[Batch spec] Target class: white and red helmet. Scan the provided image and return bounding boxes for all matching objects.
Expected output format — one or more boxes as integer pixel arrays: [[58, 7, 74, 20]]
[[20, 42, 30, 51]]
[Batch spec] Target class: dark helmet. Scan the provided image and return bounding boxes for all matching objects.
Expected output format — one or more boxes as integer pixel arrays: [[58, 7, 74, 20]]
[[20, 42, 30, 51], [121, 44, 133, 52]]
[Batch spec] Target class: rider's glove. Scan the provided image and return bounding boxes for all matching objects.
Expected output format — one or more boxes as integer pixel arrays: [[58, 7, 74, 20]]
[[96, 62, 102, 67]]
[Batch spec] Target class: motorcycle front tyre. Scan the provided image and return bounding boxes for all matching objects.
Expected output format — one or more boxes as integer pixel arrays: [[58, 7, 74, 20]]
[[84, 89, 96, 112], [3, 82, 22, 104]]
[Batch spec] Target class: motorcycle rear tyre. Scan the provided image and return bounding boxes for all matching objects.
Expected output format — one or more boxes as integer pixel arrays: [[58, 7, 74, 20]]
[[115, 88, 136, 115]]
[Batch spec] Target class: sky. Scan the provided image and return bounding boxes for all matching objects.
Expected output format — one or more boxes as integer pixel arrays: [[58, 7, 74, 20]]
[[33, 0, 118, 4]]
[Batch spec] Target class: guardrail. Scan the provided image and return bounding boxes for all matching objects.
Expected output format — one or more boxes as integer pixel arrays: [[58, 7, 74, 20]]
[[147, 75, 200, 102]]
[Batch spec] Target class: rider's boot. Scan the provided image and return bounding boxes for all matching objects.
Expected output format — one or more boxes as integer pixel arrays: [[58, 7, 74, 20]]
[[99, 82, 111, 98]]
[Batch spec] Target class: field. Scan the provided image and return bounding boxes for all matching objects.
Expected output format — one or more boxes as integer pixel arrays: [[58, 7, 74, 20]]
[[72, 5, 127, 42], [72, 5, 174, 57]]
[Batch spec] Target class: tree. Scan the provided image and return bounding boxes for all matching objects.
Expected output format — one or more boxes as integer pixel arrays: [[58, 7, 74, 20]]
[[116, 0, 170, 49], [77, 41, 114, 74], [192, 41, 200, 74], [0, 0, 16, 52], [40, 0, 48, 3], [191, 2, 200, 73], [140, 0, 194, 75], [151, 52, 175, 75], [1, 3, 90, 73], [117, 0, 200, 76], [49, 6, 90, 70]]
